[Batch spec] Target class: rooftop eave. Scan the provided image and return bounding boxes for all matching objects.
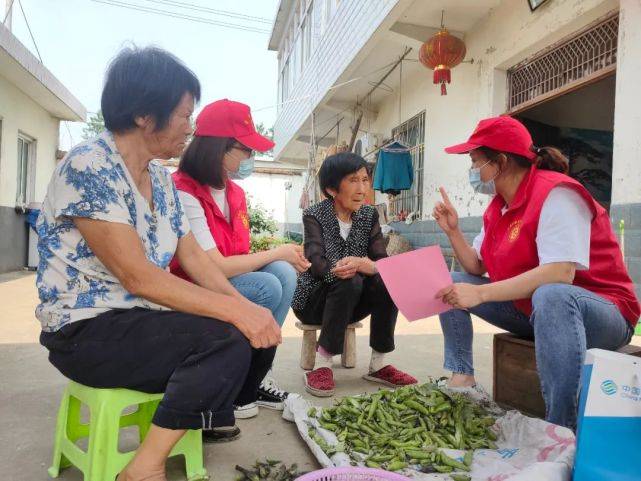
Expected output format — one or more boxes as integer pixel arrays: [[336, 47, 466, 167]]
[[268, 0, 295, 51], [0, 22, 86, 122]]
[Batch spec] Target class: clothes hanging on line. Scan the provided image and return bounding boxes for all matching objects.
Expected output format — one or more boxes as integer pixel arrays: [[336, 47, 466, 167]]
[[373, 141, 414, 194]]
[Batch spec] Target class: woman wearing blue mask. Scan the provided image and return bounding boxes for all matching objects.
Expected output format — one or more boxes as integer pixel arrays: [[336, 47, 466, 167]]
[[170, 99, 310, 436], [432, 116, 639, 430]]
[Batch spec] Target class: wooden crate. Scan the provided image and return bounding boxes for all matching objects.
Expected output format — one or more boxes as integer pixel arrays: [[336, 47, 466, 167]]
[[492, 333, 641, 418]]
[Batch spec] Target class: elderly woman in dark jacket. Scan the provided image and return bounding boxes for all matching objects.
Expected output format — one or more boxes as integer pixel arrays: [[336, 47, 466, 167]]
[[292, 152, 417, 397]]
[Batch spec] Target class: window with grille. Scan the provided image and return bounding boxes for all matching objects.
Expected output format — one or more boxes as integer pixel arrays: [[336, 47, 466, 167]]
[[388, 111, 425, 218], [507, 13, 618, 112]]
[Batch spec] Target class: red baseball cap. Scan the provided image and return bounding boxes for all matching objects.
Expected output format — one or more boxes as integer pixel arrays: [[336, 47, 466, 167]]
[[445, 116, 536, 161], [194, 99, 275, 152]]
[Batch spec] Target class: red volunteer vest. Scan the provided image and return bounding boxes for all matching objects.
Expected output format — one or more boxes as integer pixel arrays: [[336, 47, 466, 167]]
[[480, 166, 640, 327], [169, 171, 250, 281]]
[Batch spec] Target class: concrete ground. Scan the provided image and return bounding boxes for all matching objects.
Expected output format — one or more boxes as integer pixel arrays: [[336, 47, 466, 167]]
[[2, 272, 635, 480]]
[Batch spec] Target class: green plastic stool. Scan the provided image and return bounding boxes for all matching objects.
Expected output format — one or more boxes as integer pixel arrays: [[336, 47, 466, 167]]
[[49, 381, 208, 481]]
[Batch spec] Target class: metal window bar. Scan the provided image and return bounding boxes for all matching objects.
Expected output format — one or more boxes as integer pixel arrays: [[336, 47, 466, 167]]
[[388, 111, 425, 217], [507, 13, 618, 111]]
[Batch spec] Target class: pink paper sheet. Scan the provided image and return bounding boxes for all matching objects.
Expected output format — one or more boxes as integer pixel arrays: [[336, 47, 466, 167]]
[[376, 245, 453, 321]]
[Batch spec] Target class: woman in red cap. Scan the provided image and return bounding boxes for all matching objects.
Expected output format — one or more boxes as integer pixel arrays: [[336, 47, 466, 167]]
[[433, 115, 639, 429], [170, 99, 310, 438]]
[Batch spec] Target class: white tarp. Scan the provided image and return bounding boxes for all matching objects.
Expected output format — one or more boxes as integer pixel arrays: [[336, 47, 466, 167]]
[[283, 390, 575, 481]]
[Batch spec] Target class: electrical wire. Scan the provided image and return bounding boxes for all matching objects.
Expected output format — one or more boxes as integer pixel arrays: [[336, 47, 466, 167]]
[[92, 0, 270, 33], [17, 0, 43, 62], [64, 121, 75, 146], [2, 0, 15, 24], [90, 0, 271, 34], [138, 0, 272, 24]]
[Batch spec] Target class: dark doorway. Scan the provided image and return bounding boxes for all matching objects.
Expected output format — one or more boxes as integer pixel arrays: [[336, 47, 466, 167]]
[[515, 74, 616, 210]]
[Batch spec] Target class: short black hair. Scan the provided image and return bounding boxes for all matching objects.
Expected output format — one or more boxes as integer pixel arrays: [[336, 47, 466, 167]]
[[318, 152, 368, 198], [101, 46, 201, 134], [179, 136, 236, 189]]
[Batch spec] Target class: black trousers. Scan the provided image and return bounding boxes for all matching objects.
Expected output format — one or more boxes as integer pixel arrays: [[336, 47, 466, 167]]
[[294, 274, 397, 355], [40, 308, 275, 430]]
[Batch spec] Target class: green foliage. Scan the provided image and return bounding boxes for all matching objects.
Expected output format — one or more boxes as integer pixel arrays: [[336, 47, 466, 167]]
[[255, 122, 274, 140], [250, 236, 290, 253], [82, 111, 105, 140], [255, 122, 274, 155], [246, 197, 301, 252], [247, 197, 278, 237]]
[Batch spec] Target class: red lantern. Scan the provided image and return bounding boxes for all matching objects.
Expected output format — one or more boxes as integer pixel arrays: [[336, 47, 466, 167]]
[[419, 28, 466, 95]]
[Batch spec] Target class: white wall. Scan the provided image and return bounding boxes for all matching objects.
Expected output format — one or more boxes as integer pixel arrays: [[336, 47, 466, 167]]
[[612, 0, 641, 206], [367, 0, 619, 219], [237, 172, 305, 233], [0, 73, 60, 207], [273, 0, 400, 158]]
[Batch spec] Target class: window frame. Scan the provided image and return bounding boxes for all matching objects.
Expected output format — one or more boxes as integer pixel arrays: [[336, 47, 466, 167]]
[[388, 111, 426, 218], [16, 132, 36, 208], [277, 0, 317, 103]]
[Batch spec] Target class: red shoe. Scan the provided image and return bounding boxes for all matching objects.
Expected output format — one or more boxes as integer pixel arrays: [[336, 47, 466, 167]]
[[304, 367, 335, 397], [363, 365, 417, 387]]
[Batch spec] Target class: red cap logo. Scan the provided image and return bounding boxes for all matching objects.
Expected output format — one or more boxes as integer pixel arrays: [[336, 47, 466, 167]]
[[445, 116, 536, 161], [194, 99, 275, 153]]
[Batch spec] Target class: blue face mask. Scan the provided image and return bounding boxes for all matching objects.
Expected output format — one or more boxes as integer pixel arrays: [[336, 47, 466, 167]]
[[469, 161, 498, 196], [229, 156, 255, 180]]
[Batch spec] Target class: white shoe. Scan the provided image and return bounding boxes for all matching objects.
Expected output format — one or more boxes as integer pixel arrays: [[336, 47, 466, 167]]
[[234, 402, 259, 419]]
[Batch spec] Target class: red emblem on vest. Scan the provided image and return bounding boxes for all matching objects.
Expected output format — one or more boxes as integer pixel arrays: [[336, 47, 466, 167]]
[[508, 220, 522, 242], [239, 211, 250, 230]]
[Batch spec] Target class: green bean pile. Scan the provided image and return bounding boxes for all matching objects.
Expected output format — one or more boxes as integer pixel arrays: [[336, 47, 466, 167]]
[[234, 459, 306, 481], [307, 383, 498, 478]]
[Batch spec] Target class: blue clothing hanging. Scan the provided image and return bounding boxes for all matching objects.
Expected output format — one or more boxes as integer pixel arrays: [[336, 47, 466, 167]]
[[373, 141, 414, 194]]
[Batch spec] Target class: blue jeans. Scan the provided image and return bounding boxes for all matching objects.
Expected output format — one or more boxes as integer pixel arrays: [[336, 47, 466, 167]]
[[229, 260, 297, 327], [439, 271, 634, 428]]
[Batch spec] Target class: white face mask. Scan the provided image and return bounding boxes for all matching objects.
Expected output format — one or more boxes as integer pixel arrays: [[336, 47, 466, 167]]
[[225, 149, 255, 180], [229, 156, 255, 180], [469, 160, 499, 196]]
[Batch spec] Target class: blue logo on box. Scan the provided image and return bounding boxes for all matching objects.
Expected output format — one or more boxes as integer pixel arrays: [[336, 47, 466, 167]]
[[600, 380, 618, 395]]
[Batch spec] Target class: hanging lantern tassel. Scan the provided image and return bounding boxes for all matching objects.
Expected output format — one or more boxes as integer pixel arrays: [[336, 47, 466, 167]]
[[433, 66, 451, 95], [419, 27, 466, 96]]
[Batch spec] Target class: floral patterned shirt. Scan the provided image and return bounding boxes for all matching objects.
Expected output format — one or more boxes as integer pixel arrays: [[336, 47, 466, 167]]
[[35, 132, 189, 332]]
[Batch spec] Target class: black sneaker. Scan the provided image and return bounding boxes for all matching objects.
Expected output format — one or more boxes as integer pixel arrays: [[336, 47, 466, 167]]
[[256, 376, 289, 410], [202, 425, 241, 443]]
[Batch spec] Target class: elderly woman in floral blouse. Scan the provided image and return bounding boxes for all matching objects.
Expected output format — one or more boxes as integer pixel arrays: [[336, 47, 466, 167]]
[[36, 47, 280, 481]]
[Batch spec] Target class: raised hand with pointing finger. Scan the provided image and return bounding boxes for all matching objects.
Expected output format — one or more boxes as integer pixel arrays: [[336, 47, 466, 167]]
[[432, 187, 459, 234]]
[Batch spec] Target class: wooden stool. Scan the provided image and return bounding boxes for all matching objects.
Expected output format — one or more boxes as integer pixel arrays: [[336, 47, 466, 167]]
[[295, 321, 363, 370], [493, 333, 641, 417]]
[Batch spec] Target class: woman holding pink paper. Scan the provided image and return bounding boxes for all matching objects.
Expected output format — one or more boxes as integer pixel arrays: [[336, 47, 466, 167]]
[[433, 116, 639, 429], [291, 152, 417, 397]]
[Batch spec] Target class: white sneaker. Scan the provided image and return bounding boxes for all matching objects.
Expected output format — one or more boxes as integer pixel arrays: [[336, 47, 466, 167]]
[[234, 402, 259, 419]]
